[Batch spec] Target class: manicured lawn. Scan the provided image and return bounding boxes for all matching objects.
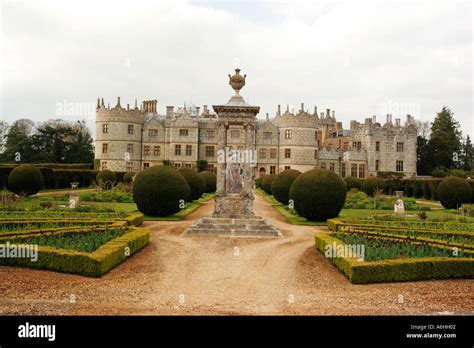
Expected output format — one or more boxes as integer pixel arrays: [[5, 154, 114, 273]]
[[255, 188, 472, 225]]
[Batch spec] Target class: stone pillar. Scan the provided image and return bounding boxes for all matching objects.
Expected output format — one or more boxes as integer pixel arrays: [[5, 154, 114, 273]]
[[243, 122, 254, 201], [215, 122, 227, 196]]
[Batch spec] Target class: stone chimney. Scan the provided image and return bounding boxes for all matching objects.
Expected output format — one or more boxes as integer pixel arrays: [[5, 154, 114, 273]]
[[332, 110, 335, 119], [97, 98, 100, 110], [166, 106, 174, 118], [277, 104, 281, 116], [314, 106, 317, 116], [320, 112, 325, 118], [326, 109, 330, 118], [266, 113, 269, 121], [372, 115, 376, 123], [196, 106, 200, 115], [301, 103, 304, 112], [395, 118, 401, 127], [127, 103, 130, 111], [117, 97, 121, 107]]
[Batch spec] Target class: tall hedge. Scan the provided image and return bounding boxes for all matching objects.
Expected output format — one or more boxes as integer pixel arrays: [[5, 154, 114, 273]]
[[261, 174, 276, 195], [289, 169, 347, 221], [133, 166, 190, 216], [437, 176, 472, 209], [8, 164, 44, 197], [271, 169, 301, 204], [178, 168, 206, 201], [344, 176, 361, 191], [96, 170, 117, 190], [362, 176, 386, 196], [199, 171, 216, 193]]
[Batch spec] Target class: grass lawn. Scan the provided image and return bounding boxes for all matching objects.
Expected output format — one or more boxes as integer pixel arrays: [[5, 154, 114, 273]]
[[36, 187, 95, 194], [255, 188, 472, 225]]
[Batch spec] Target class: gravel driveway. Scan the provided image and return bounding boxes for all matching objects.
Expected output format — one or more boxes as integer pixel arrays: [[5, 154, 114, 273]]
[[0, 192, 473, 315]]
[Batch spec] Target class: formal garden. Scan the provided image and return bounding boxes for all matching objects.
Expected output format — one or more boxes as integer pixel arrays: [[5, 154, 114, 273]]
[[0, 162, 473, 286], [0, 163, 216, 276], [256, 169, 474, 284]]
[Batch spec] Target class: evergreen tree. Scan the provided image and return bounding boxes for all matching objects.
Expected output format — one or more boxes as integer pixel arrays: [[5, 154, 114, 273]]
[[426, 106, 462, 173], [461, 135, 473, 171], [1, 119, 36, 162]]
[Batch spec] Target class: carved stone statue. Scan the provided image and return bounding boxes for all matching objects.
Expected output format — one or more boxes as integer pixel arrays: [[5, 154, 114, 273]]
[[226, 161, 242, 193], [394, 198, 405, 215]]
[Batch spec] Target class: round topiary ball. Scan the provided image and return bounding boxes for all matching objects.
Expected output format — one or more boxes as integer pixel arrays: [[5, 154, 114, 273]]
[[178, 168, 206, 201], [344, 176, 361, 191], [123, 172, 135, 184], [199, 171, 216, 193], [8, 164, 44, 197], [437, 176, 472, 209], [133, 166, 190, 216], [363, 176, 386, 196], [271, 169, 301, 204], [96, 170, 117, 190], [289, 168, 347, 221], [261, 174, 276, 195]]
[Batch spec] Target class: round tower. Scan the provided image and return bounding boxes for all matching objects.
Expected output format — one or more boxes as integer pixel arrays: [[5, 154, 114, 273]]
[[95, 97, 146, 172]]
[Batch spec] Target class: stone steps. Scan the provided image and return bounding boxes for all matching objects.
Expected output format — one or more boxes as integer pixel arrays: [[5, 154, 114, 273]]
[[184, 216, 281, 237]]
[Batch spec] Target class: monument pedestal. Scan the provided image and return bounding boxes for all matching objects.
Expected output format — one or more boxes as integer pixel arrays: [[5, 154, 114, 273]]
[[184, 68, 280, 237]]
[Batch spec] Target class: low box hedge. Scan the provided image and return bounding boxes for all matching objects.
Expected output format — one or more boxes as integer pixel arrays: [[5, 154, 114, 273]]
[[0, 227, 150, 277], [121, 213, 144, 226], [315, 233, 474, 284]]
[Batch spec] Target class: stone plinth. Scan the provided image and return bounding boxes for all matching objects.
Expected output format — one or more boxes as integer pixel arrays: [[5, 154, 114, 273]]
[[185, 217, 281, 237], [184, 68, 280, 237]]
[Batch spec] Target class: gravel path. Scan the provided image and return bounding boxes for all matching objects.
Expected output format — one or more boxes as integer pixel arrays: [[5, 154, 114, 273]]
[[0, 192, 473, 315]]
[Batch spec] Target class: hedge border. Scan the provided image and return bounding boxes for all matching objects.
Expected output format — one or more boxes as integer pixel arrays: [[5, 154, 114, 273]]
[[315, 232, 474, 284], [0, 227, 150, 277]]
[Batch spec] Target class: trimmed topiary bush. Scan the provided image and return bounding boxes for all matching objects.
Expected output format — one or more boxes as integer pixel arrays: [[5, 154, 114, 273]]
[[133, 166, 190, 216], [421, 181, 432, 200], [123, 172, 135, 184], [8, 164, 44, 197], [255, 177, 263, 189], [96, 170, 117, 190], [362, 176, 386, 197], [289, 169, 347, 221], [469, 180, 474, 203], [412, 180, 423, 198], [271, 169, 301, 204], [261, 174, 276, 195], [437, 176, 472, 209], [178, 168, 206, 201], [344, 176, 361, 191], [199, 171, 216, 193]]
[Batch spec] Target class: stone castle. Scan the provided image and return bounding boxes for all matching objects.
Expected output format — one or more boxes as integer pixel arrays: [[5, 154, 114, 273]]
[[95, 97, 417, 178]]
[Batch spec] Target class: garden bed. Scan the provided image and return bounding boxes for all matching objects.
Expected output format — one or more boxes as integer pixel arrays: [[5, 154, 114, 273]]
[[0, 227, 150, 277], [315, 232, 474, 284]]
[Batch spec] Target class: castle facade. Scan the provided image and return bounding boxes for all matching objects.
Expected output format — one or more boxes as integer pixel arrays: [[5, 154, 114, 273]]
[[95, 98, 417, 178]]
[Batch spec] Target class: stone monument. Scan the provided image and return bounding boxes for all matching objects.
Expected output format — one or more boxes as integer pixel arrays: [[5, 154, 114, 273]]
[[394, 191, 405, 216], [184, 68, 280, 237]]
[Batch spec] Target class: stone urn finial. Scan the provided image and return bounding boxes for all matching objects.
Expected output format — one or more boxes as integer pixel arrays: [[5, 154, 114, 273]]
[[228, 68, 247, 96]]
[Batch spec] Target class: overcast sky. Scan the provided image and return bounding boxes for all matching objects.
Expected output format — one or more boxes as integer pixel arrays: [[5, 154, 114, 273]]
[[1, 0, 473, 137]]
